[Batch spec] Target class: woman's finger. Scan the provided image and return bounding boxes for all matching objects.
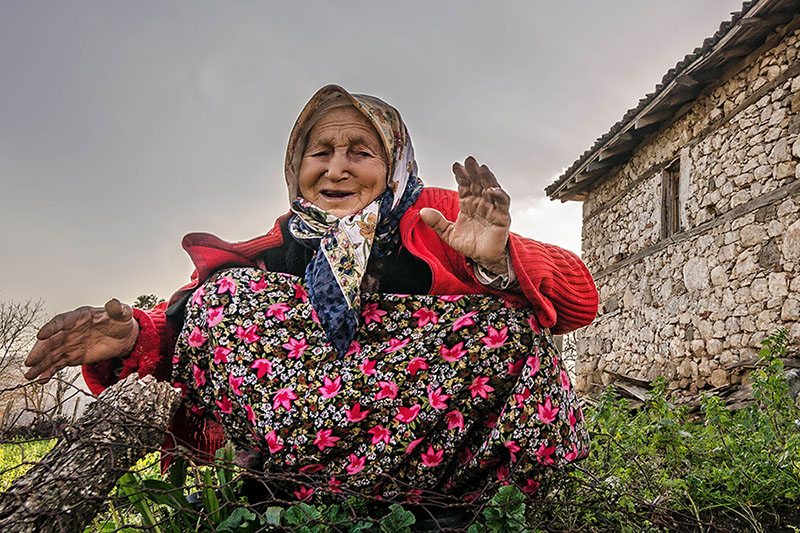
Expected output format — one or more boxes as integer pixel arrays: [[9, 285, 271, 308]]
[[23, 351, 59, 381], [485, 187, 511, 210], [451, 162, 472, 199], [36, 307, 90, 340], [419, 207, 454, 241], [477, 163, 501, 190], [104, 298, 126, 320], [24, 339, 47, 368], [463, 157, 483, 196], [105, 298, 134, 323], [25, 328, 66, 368], [37, 363, 63, 383]]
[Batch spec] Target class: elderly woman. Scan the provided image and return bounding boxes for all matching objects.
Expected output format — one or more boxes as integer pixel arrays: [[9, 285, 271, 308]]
[[25, 85, 597, 504]]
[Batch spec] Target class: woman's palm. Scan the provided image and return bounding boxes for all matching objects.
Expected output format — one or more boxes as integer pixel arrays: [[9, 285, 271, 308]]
[[420, 157, 511, 274]]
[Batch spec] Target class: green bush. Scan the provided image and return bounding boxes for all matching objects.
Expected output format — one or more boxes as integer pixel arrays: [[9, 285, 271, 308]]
[[548, 328, 800, 532]]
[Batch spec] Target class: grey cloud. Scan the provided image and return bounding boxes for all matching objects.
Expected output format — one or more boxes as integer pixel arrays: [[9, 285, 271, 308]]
[[0, 0, 744, 312]]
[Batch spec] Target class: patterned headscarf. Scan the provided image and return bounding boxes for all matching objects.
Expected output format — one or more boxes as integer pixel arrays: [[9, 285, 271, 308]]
[[285, 85, 423, 357]]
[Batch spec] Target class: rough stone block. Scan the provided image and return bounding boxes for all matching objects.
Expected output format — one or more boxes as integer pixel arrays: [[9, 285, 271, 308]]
[[750, 277, 769, 300], [754, 164, 773, 179], [781, 298, 800, 321], [768, 138, 791, 163], [776, 161, 795, 179], [731, 190, 751, 208], [782, 219, 800, 261], [682, 257, 710, 292], [707, 338, 724, 355], [740, 224, 768, 247], [768, 272, 788, 298], [733, 251, 758, 277], [710, 368, 729, 388]]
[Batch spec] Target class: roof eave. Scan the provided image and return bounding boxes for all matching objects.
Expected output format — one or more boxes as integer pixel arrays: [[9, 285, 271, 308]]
[[547, 0, 799, 202]]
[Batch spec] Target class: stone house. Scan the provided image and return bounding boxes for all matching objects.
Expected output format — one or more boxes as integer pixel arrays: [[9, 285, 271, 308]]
[[546, 0, 800, 395]]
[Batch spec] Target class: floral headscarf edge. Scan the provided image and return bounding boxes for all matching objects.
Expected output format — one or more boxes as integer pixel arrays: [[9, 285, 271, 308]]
[[284, 84, 416, 210]]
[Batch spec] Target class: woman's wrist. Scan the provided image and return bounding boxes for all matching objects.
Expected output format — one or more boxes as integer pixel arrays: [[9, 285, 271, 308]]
[[120, 319, 140, 358], [474, 249, 510, 277], [472, 247, 518, 290]]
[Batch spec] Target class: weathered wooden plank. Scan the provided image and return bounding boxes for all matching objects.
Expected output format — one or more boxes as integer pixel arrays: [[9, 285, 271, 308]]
[[634, 109, 674, 129], [615, 382, 650, 403], [593, 178, 800, 280], [597, 141, 639, 161], [604, 370, 651, 388], [0, 374, 182, 533], [666, 89, 701, 107]]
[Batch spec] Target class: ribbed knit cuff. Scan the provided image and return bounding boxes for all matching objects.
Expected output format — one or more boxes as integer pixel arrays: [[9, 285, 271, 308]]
[[118, 308, 164, 380], [82, 307, 168, 395]]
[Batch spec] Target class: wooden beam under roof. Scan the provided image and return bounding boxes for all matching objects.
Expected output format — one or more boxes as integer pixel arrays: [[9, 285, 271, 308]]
[[739, 10, 794, 28], [558, 171, 608, 201], [574, 164, 607, 181], [720, 44, 756, 59], [674, 73, 700, 87], [678, 66, 727, 84], [634, 109, 674, 129], [612, 131, 636, 143], [582, 159, 614, 173], [598, 141, 638, 161], [568, 175, 601, 197], [666, 89, 701, 107]]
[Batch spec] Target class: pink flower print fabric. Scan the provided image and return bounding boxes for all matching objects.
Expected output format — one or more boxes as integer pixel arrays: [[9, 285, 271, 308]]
[[173, 267, 589, 502]]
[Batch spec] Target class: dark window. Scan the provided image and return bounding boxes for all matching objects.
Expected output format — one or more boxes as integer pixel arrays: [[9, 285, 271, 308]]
[[661, 160, 681, 238]]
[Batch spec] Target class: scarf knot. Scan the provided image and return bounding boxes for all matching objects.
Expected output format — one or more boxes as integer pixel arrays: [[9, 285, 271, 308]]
[[289, 175, 422, 357]]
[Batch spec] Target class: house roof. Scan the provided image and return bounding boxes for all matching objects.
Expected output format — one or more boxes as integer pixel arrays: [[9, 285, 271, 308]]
[[546, 0, 800, 202]]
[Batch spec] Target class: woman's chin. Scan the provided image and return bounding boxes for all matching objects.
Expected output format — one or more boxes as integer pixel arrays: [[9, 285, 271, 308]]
[[316, 199, 364, 218]]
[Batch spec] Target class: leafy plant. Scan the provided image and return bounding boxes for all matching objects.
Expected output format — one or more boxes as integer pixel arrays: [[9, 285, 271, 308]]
[[548, 329, 800, 531]]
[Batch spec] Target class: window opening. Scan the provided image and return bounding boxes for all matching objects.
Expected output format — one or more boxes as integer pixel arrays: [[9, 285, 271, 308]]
[[661, 160, 681, 238]]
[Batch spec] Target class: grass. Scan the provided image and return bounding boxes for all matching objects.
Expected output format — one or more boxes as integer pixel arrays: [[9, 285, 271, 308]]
[[0, 438, 55, 492]]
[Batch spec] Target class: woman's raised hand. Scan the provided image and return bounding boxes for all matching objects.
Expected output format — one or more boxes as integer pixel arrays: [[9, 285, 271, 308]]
[[24, 298, 139, 381], [419, 156, 511, 275]]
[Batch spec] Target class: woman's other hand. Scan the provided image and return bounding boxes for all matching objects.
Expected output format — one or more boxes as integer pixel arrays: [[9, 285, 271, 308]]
[[420, 156, 511, 275], [23, 298, 139, 381]]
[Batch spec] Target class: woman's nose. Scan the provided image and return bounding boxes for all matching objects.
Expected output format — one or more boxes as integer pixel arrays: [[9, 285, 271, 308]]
[[325, 152, 350, 180]]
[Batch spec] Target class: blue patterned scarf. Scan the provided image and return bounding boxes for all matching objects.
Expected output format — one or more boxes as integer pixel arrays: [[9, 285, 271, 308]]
[[283, 85, 424, 357]]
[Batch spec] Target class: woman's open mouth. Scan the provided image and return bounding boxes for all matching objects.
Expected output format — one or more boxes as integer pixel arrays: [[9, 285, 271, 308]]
[[321, 190, 354, 201]]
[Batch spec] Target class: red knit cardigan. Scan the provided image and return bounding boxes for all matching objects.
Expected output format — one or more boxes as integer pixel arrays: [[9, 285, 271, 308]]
[[83, 187, 598, 459]]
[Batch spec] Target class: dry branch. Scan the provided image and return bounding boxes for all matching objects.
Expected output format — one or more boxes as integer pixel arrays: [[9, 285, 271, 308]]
[[0, 373, 181, 533]]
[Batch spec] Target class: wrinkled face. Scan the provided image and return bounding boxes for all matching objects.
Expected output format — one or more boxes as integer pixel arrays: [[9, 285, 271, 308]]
[[298, 106, 388, 218]]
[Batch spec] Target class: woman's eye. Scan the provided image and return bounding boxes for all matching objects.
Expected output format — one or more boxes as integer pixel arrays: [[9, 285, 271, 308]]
[[352, 148, 373, 157]]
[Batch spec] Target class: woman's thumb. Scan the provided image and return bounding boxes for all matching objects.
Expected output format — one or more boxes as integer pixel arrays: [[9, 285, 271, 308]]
[[419, 208, 452, 240], [104, 298, 132, 321]]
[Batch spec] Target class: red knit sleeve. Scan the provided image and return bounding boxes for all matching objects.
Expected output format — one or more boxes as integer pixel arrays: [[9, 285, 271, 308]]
[[81, 304, 172, 395], [507, 233, 598, 334]]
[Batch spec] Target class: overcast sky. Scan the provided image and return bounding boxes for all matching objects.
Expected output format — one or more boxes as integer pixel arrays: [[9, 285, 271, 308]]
[[1, 1, 745, 315]]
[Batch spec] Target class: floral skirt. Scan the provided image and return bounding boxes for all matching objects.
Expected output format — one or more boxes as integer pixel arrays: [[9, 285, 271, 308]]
[[173, 268, 589, 501]]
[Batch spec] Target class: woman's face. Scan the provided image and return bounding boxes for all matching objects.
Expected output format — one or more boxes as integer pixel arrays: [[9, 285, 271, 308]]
[[298, 106, 387, 218]]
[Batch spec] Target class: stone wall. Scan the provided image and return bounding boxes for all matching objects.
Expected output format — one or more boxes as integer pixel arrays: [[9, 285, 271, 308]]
[[576, 24, 800, 394]]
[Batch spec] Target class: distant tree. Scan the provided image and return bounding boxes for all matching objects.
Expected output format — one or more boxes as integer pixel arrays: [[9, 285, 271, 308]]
[[132, 294, 165, 310], [0, 298, 48, 432], [0, 298, 45, 376], [0, 299, 87, 434]]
